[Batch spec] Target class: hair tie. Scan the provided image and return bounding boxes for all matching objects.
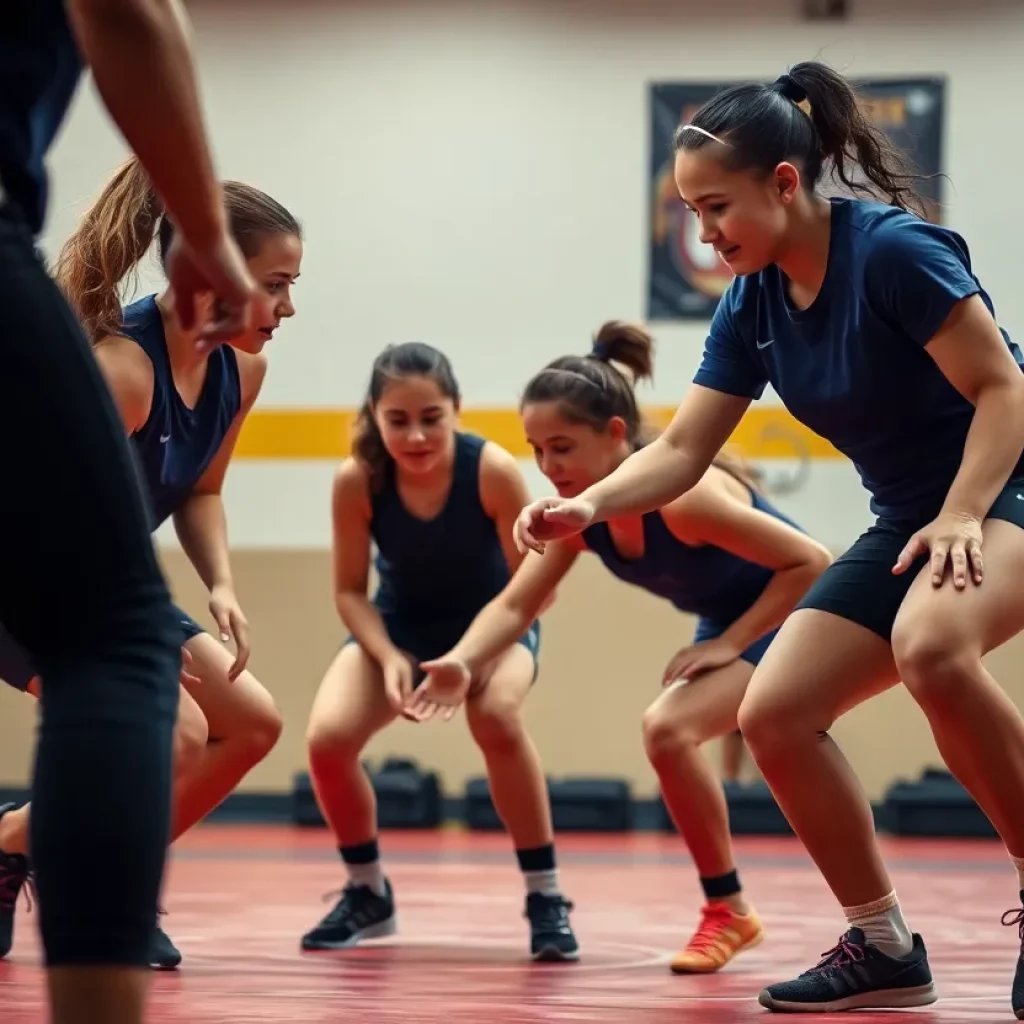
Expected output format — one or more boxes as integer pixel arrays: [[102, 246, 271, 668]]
[[772, 73, 807, 104], [591, 340, 611, 360]]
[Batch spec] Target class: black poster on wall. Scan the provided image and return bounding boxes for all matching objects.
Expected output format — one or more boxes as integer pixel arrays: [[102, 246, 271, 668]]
[[646, 77, 946, 321]]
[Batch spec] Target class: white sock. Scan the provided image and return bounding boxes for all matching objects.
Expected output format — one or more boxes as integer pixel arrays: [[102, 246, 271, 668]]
[[1009, 853, 1024, 893], [524, 868, 561, 897], [347, 859, 387, 897], [842, 891, 913, 958]]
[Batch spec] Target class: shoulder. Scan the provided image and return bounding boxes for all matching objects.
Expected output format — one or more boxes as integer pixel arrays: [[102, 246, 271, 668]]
[[92, 334, 155, 397], [477, 439, 529, 512], [119, 294, 162, 341], [234, 350, 268, 408], [852, 200, 973, 276], [332, 456, 372, 518], [659, 469, 730, 542]]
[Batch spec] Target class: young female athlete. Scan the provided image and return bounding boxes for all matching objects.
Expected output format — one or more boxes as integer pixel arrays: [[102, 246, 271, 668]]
[[301, 341, 578, 962], [406, 322, 832, 973], [512, 62, 1024, 1016], [0, 156, 301, 969], [1, 1, 259, 1020]]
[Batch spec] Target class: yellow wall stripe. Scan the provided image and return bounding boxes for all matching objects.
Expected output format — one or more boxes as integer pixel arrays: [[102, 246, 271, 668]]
[[234, 406, 841, 461]]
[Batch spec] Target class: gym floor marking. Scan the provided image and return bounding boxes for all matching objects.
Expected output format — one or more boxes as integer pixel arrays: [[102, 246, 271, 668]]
[[1, 829, 1018, 1022]]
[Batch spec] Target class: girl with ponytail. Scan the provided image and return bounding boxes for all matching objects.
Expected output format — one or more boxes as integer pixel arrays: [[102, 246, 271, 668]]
[[302, 342, 578, 963], [0, 156, 303, 968], [514, 60, 1024, 1015], [409, 320, 832, 975]]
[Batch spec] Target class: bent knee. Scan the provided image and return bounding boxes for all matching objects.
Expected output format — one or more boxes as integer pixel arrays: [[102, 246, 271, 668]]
[[173, 710, 209, 775], [466, 697, 525, 753], [641, 705, 699, 762], [892, 616, 978, 704], [737, 689, 828, 756], [306, 716, 370, 765], [222, 682, 283, 759]]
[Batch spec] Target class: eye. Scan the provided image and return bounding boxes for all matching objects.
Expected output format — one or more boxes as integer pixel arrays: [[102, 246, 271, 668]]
[[709, 203, 728, 215]]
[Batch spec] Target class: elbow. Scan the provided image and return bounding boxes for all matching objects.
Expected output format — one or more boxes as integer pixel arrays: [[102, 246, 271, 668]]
[[794, 546, 833, 585]]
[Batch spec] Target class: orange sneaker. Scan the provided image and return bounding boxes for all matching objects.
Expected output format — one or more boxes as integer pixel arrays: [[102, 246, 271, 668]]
[[669, 901, 765, 974]]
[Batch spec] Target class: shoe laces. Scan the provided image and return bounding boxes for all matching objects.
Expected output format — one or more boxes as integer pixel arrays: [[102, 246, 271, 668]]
[[808, 935, 866, 975], [1001, 906, 1024, 947], [0, 855, 33, 914], [525, 892, 574, 930], [320, 884, 379, 925], [685, 902, 737, 955]]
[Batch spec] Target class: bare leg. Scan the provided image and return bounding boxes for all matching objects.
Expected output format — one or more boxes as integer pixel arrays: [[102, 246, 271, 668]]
[[465, 645, 552, 852], [893, 519, 1024, 860], [738, 609, 901, 907], [170, 633, 282, 839], [305, 645, 396, 845]]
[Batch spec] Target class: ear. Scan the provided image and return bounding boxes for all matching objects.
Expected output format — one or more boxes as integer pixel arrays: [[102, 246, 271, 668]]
[[606, 415, 628, 443], [773, 161, 801, 204]]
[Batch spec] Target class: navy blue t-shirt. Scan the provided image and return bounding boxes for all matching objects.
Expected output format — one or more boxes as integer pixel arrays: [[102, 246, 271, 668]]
[[693, 198, 1024, 523]]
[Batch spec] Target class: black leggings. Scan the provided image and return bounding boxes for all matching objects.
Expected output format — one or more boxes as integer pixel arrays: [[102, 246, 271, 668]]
[[0, 206, 180, 966]]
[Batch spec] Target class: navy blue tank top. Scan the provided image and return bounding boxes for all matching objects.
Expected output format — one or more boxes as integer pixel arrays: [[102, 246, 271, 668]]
[[0, 2, 83, 234], [120, 295, 242, 529], [371, 433, 511, 622], [582, 483, 804, 625]]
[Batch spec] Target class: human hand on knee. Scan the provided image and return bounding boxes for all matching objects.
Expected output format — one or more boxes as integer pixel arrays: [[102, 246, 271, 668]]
[[403, 655, 471, 722], [663, 636, 740, 686]]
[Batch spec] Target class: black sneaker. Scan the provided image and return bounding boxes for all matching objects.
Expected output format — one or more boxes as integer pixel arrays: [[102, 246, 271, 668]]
[[757, 926, 936, 1012], [0, 803, 31, 960], [1000, 891, 1024, 1019], [526, 891, 579, 962], [301, 879, 396, 950], [149, 916, 182, 970]]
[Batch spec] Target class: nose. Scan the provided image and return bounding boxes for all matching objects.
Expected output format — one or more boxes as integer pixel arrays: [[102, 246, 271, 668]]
[[277, 296, 296, 319], [697, 213, 719, 246], [408, 425, 426, 443]]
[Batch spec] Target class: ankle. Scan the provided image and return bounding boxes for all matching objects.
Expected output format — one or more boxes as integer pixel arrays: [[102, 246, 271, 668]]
[[709, 892, 751, 916], [0, 806, 28, 857]]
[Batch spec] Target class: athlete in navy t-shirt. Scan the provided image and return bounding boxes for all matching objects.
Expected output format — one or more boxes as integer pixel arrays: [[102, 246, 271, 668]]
[[514, 61, 1024, 1018]]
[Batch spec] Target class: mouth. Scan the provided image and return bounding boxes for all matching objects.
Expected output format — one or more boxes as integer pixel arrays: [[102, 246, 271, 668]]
[[402, 451, 434, 463], [258, 326, 277, 340], [552, 480, 576, 496], [715, 244, 741, 264]]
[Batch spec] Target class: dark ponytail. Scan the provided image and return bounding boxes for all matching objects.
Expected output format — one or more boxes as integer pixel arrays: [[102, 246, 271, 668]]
[[53, 157, 301, 343], [674, 61, 927, 216], [520, 321, 655, 447], [352, 342, 461, 492], [523, 321, 765, 493]]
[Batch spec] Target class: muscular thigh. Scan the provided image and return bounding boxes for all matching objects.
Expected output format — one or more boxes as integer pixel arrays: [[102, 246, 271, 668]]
[[647, 658, 753, 743], [307, 643, 396, 747], [893, 516, 1024, 658], [180, 632, 278, 741], [740, 608, 900, 732]]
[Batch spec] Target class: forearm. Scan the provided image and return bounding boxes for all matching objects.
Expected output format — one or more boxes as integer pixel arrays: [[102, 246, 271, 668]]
[[581, 435, 704, 523], [449, 600, 535, 675], [335, 594, 400, 665], [68, 0, 226, 247], [943, 381, 1024, 520], [173, 494, 233, 591], [719, 563, 825, 653]]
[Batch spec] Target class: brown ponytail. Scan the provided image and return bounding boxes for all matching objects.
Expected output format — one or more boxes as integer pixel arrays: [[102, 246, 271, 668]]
[[52, 157, 164, 343], [53, 158, 303, 344]]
